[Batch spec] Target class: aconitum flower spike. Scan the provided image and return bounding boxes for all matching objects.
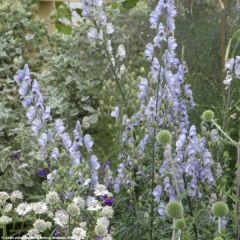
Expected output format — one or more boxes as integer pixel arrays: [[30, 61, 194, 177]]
[[15, 65, 102, 191], [84, 134, 94, 152]]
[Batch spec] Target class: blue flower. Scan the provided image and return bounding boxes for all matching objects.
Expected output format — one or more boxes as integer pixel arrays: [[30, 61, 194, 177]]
[[84, 134, 94, 152], [90, 155, 100, 170], [153, 185, 163, 203], [62, 133, 72, 150], [55, 119, 65, 135], [37, 168, 49, 179], [111, 106, 120, 118]]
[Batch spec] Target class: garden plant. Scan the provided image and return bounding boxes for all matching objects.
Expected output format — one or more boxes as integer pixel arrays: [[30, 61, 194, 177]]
[[0, 0, 240, 239]]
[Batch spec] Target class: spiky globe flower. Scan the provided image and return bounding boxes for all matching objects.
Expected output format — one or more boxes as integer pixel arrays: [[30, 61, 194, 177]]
[[175, 218, 186, 230], [202, 110, 214, 122], [166, 201, 184, 219], [212, 201, 229, 218], [157, 130, 172, 145], [214, 237, 224, 240]]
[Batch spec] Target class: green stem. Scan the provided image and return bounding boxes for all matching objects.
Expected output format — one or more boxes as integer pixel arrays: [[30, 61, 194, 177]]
[[172, 219, 176, 240], [67, 216, 71, 237], [149, 67, 162, 240], [3, 225, 7, 238], [168, 144, 181, 198], [18, 218, 24, 236], [213, 121, 238, 146], [183, 179, 198, 240], [93, 20, 127, 106], [218, 217, 222, 234], [178, 230, 181, 240]]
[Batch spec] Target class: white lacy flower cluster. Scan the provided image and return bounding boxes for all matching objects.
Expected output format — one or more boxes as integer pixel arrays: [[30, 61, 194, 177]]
[[70, 184, 114, 240], [0, 191, 23, 225], [0, 187, 114, 239]]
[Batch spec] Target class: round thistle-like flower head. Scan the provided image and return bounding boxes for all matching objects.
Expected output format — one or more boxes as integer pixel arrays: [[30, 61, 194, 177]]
[[212, 201, 229, 218], [157, 130, 172, 145], [202, 110, 214, 122], [175, 218, 186, 230], [214, 237, 224, 240], [166, 201, 184, 219]]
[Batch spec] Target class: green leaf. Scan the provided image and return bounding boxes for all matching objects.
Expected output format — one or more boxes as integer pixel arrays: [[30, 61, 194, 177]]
[[122, 0, 140, 9], [0, 160, 9, 172], [83, 105, 95, 113], [89, 113, 98, 124]]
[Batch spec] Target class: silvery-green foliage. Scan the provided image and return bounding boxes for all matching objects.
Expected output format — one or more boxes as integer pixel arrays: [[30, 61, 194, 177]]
[[37, 26, 103, 128], [0, 0, 50, 190]]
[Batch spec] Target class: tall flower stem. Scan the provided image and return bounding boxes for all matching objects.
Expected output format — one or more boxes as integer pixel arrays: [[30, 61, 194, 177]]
[[150, 71, 161, 240], [218, 217, 222, 234], [212, 121, 240, 239], [93, 21, 127, 107], [168, 145, 181, 198], [171, 219, 176, 240], [183, 176, 198, 239], [3, 225, 7, 238], [213, 121, 238, 146]]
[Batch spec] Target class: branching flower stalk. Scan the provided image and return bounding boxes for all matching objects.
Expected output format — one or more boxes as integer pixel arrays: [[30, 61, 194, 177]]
[[213, 56, 240, 239], [113, 1, 216, 239], [80, 0, 128, 106], [14, 64, 104, 196], [212, 120, 240, 237]]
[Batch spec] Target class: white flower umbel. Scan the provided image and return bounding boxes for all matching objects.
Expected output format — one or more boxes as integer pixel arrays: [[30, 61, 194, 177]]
[[11, 190, 23, 201], [101, 206, 114, 219], [0, 216, 12, 225], [72, 227, 87, 240], [31, 202, 48, 215], [97, 217, 110, 227], [73, 197, 85, 208], [94, 184, 109, 196], [67, 203, 80, 217], [46, 191, 60, 205], [53, 209, 69, 227], [27, 229, 40, 237], [25, 229, 42, 239], [0, 192, 9, 205], [103, 234, 113, 240], [16, 203, 32, 216], [94, 222, 108, 237], [33, 219, 52, 233], [4, 203, 13, 213], [86, 196, 102, 211]]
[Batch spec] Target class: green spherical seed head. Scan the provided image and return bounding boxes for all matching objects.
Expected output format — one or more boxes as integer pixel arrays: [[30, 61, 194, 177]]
[[166, 201, 184, 219], [202, 110, 214, 122], [212, 201, 229, 218], [157, 130, 172, 145], [175, 218, 186, 230], [214, 237, 224, 240]]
